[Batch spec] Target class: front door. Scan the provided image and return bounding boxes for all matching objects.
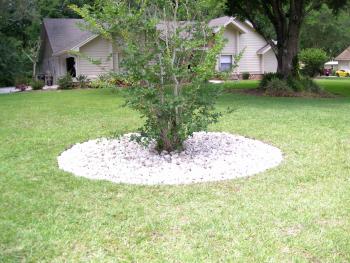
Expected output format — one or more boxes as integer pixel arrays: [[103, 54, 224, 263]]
[[66, 57, 76, 77]]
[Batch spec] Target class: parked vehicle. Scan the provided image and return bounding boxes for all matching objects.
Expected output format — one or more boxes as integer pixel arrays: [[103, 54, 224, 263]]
[[335, 69, 350, 77], [323, 68, 332, 76]]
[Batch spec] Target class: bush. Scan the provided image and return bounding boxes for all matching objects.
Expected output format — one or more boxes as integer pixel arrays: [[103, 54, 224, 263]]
[[14, 76, 30, 87], [30, 79, 45, 90], [58, 74, 73, 89], [299, 48, 328, 77], [299, 77, 322, 93], [102, 72, 134, 87], [264, 78, 293, 96], [260, 72, 322, 94], [75, 75, 88, 89], [14, 76, 30, 91], [259, 72, 284, 90], [89, 72, 135, 89], [242, 72, 250, 80], [89, 79, 115, 89]]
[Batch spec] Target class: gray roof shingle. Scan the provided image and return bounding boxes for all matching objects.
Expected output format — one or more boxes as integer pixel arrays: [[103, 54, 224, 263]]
[[43, 18, 94, 55], [335, 46, 350, 61], [43, 16, 251, 55]]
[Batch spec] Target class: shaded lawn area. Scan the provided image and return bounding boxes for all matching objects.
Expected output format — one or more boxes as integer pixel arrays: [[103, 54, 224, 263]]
[[0, 82, 350, 262], [222, 78, 350, 97], [315, 78, 350, 97]]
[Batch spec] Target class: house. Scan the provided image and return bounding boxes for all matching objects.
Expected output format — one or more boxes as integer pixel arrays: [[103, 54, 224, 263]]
[[39, 16, 277, 84], [335, 46, 350, 70]]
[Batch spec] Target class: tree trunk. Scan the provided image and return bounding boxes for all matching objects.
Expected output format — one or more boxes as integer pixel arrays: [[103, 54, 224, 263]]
[[276, 34, 299, 79], [32, 62, 37, 80], [273, 0, 304, 79], [275, 20, 302, 79]]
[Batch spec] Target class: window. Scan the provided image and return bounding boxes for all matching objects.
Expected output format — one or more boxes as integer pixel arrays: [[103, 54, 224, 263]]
[[220, 55, 232, 72]]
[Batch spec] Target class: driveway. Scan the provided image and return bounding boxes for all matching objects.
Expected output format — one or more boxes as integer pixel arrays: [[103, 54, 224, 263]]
[[0, 87, 18, 94]]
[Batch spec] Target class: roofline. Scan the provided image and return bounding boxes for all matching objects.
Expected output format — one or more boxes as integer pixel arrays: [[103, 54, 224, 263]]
[[334, 46, 350, 61], [52, 34, 99, 56], [212, 18, 248, 34], [334, 58, 350, 61], [257, 45, 271, 55], [224, 19, 248, 33], [70, 34, 99, 50], [42, 21, 55, 54]]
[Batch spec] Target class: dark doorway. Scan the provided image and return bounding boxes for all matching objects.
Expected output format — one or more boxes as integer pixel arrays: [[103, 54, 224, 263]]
[[66, 57, 76, 77]]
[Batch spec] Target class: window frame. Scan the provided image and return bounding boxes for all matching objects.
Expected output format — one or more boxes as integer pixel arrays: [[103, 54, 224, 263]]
[[219, 54, 233, 72]]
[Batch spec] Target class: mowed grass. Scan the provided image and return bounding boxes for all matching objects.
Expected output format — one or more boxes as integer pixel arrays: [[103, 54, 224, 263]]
[[0, 80, 350, 262], [316, 78, 350, 97]]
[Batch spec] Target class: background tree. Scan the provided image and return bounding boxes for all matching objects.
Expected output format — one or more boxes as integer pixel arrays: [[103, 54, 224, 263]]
[[72, 0, 227, 152], [227, 0, 349, 79], [300, 4, 350, 57], [23, 39, 41, 80], [0, 0, 94, 86]]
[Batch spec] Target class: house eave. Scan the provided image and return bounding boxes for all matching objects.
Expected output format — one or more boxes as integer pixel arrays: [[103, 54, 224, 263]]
[[52, 34, 99, 56], [335, 58, 350, 61]]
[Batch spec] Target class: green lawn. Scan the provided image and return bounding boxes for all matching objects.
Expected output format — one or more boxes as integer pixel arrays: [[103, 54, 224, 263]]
[[1, 80, 350, 262]]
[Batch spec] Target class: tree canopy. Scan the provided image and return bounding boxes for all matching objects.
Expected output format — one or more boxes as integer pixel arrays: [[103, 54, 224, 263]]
[[227, 0, 349, 78], [300, 4, 350, 57]]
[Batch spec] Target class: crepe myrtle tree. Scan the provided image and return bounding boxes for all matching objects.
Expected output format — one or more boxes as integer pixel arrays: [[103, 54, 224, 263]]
[[227, 0, 349, 79], [72, 0, 238, 152]]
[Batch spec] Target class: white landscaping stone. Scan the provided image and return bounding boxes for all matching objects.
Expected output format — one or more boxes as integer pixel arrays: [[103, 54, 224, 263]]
[[57, 132, 283, 185]]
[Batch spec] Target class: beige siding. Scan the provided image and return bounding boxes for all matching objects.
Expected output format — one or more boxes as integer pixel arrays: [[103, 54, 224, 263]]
[[216, 20, 277, 74], [78, 36, 113, 77], [263, 49, 278, 73], [222, 26, 237, 54], [338, 60, 350, 70], [238, 23, 267, 73], [216, 26, 238, 71]]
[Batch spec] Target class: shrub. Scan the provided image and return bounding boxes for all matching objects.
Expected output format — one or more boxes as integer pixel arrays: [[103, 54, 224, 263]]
[[264, 78, 293, 96], [299, 48, 328, 77], [14, 76, 30, 91], [260, 72, 321, 94], [89, 79, 116, 89], [58, 74, 73, 89], [108, 72, 134, 87], [242, 72, 250, 80], [30, 79, 45, 90], [76, 75, 88, 89], [93, 72, 134, 88], [259, 72, 284, 90], [299, 77, 322, 93], [212, 71, 231, 81], [14, 76, 30, 87]]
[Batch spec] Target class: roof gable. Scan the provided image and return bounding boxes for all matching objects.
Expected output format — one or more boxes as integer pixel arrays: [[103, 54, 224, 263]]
[[209, 16, 248, 33], [335, 46, 350, 61], [43, 18, 94, 55], [42, 16, 256, 55]]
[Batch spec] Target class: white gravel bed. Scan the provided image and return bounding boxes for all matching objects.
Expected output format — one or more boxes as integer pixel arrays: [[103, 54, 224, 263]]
[[57, 132, 283, 185]]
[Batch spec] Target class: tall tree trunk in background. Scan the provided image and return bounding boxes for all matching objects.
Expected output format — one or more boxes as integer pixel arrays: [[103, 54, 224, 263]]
[[276, 21, 301, 78], [274, 1, 304, 79], [32, 63, 37, 80]]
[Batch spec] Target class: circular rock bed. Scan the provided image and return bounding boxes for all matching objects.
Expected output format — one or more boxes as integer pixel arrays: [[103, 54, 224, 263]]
[[58, 132, 283, 185]]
